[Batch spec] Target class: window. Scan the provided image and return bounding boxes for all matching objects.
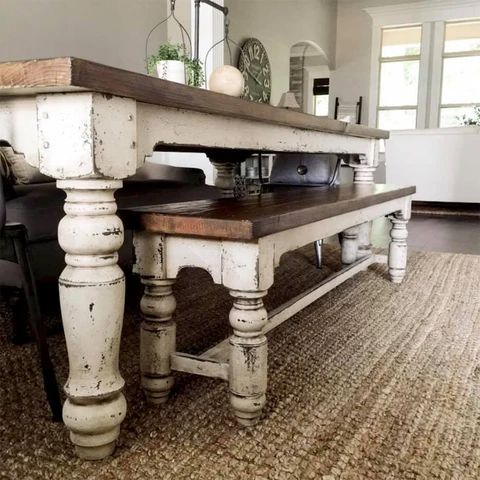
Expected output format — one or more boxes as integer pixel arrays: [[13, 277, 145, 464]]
[[377, 26, 422, 130], [313, 78, 329, 116], [368, 1, 480, 130], [440, 20, 480, 127]]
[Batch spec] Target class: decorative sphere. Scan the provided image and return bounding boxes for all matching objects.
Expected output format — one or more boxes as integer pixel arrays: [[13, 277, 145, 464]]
[[208, 65, 244, 97]]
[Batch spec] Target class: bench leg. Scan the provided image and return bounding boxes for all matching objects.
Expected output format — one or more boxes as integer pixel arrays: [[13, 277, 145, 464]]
[[353, 165, 375, 259], [388, 213, 409, 284], [140, 278, 176, 404], [341, 226, 359, 265], [228, 289, 268, 426]]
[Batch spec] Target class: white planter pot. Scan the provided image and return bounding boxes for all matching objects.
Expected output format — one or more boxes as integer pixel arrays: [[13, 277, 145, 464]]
[[156, 60, 186, 84]]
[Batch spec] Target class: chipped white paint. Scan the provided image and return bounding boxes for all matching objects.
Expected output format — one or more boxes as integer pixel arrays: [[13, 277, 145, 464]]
[[136, 102, 379, 161], [58, 179, 126, 460], [388, 199, 411, 284], [133, 196, 412, 427], [0, 89, 390, 459], [341, 225, 360, 265], [203, 254, 386, 363], [37, 93, 138, 178], [352, 162, 377, 259], [171, 352, 229, 381], [133, 232, 176, 404], [209, 160, 236, 197]]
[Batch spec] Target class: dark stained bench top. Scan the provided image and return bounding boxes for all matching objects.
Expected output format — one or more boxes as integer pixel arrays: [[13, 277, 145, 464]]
[[120, 184, 416, 241]]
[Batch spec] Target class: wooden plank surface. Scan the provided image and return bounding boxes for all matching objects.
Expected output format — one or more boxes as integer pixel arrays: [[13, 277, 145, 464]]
[[120, 184, 416, 240], [0, 57, 389, 140]]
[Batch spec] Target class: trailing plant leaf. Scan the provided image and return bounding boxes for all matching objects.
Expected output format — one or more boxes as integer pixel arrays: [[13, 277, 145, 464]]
[[184, 58, 205, 88], [146, 43, 183, 75]]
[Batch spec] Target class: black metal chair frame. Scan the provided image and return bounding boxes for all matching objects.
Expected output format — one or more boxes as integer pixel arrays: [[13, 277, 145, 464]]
[[0, 172, 62, 421]]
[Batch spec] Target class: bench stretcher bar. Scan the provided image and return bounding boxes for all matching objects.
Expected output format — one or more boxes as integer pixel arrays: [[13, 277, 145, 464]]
[[170, 253, 387, 380]]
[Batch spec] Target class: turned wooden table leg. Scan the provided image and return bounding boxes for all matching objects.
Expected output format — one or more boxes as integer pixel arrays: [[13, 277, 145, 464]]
[[341, 225, 359, 265], [353, 165, 375, 258], [388, 213, 409, 283], [210, 161, 236, 197], [228, 289, 269, 426], [140, 278, 176, 404], [58, 179, 127, 460], [133, 232, 176, 404]]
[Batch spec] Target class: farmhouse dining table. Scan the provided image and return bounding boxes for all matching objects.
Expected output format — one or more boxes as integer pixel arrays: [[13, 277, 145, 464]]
[[0, 57, 389, 459]]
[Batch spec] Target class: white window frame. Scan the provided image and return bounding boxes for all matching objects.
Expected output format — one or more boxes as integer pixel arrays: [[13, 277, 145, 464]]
[[438, 19, 480, 127], [366, 0, 480, 129], [376, 24, 424, 129]]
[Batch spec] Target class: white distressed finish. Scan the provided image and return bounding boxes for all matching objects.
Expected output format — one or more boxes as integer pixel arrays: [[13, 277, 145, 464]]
[[133, 195, 412, 426], [203, 254, 385, 363], [136, 102, 378, 162], [351, 157, 377, 259], [133, 232, 176, 404], [171, 353, 229, 381], [209, 161, 236, 197], [20, 93, 137, 460], [341, 225, 359, 265], [388, 201, 411, 284], [0, 88, 385, 459], [58, 179, 127, 460]]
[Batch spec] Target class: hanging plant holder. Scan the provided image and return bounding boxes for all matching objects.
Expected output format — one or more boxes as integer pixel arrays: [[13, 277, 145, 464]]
[[144, 0, 205, 86]]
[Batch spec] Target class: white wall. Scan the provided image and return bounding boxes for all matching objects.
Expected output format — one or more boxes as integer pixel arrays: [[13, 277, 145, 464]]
[[330, 0, 421, 126], [0, 0, 167, 74], [225, 0, 337, 105], [386, 127, 480, 202]]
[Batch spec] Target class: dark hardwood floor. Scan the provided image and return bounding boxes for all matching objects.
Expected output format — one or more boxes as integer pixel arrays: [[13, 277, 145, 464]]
[[371, 215, 480, 255]]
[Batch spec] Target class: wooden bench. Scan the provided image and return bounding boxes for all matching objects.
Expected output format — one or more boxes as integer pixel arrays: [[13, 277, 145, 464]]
[[121, 183, 415, 426]]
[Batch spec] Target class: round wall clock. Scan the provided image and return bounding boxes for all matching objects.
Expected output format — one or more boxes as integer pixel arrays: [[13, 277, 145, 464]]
[[237, 38, 272, 104]]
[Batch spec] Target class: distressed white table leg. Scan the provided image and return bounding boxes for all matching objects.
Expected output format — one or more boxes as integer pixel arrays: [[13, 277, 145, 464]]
[[140, 278, 176, 404], [388, 213, 409, 283], [353, 165, 375, 258], [58, 179, 127, 461], [210, 160, 236, 197], [341, 225, 359, 265], [228, 289, 269, 426], [133, 231, 176, 404]]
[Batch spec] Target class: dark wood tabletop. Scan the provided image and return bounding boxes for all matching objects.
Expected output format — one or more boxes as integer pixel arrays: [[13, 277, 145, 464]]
[[0, 57, 389, 140], [120, 184, 416, 240]]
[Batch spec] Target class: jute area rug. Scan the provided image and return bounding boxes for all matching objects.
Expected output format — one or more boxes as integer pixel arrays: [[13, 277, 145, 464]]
[[1, 246, 480, 479]]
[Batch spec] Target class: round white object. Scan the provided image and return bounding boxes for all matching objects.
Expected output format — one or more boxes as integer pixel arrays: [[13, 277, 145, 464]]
[[156, 60, 186, 84], [209, 65, 244, 97]]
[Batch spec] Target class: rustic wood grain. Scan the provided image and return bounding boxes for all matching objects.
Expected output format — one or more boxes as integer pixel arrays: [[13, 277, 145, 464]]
[[0, 57, 388, 140], [120, 184, 416, 240]]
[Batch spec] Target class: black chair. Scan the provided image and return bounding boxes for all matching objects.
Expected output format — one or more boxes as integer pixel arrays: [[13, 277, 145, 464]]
[[0, 169, 62, 421], [268, 153, 342, 268]]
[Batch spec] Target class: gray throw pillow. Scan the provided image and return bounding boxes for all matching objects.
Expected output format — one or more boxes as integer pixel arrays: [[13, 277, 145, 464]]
[[0, 146, 52, 184]]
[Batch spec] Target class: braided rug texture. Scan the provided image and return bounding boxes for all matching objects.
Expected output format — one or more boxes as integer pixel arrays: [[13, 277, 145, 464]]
[[1, 246, 480, 479]]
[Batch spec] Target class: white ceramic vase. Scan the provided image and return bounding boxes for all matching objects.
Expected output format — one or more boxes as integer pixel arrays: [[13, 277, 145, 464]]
[[156, 60, 186, 84]]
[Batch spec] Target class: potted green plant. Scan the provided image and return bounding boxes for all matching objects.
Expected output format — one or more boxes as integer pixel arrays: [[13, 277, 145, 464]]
[[147, 43, 204, 87]]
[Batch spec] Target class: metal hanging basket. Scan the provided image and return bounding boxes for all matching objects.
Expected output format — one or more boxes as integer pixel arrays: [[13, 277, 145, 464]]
[[144, 0, 192, 79]]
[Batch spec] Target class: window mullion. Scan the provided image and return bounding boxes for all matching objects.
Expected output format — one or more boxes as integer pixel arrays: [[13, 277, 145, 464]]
[[428, 21, 446, 128], [417, 22, 432, 128]]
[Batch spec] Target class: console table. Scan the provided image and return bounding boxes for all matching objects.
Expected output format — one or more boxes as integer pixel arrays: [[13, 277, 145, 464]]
[[0, 58, 389, 459]]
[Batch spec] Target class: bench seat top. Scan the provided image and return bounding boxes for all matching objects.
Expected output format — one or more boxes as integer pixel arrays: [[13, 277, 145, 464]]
[[121, 184, 416, 241]]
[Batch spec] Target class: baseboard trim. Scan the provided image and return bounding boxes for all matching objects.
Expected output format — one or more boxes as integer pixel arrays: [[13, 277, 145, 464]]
[[412, 201, 480, 218]]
